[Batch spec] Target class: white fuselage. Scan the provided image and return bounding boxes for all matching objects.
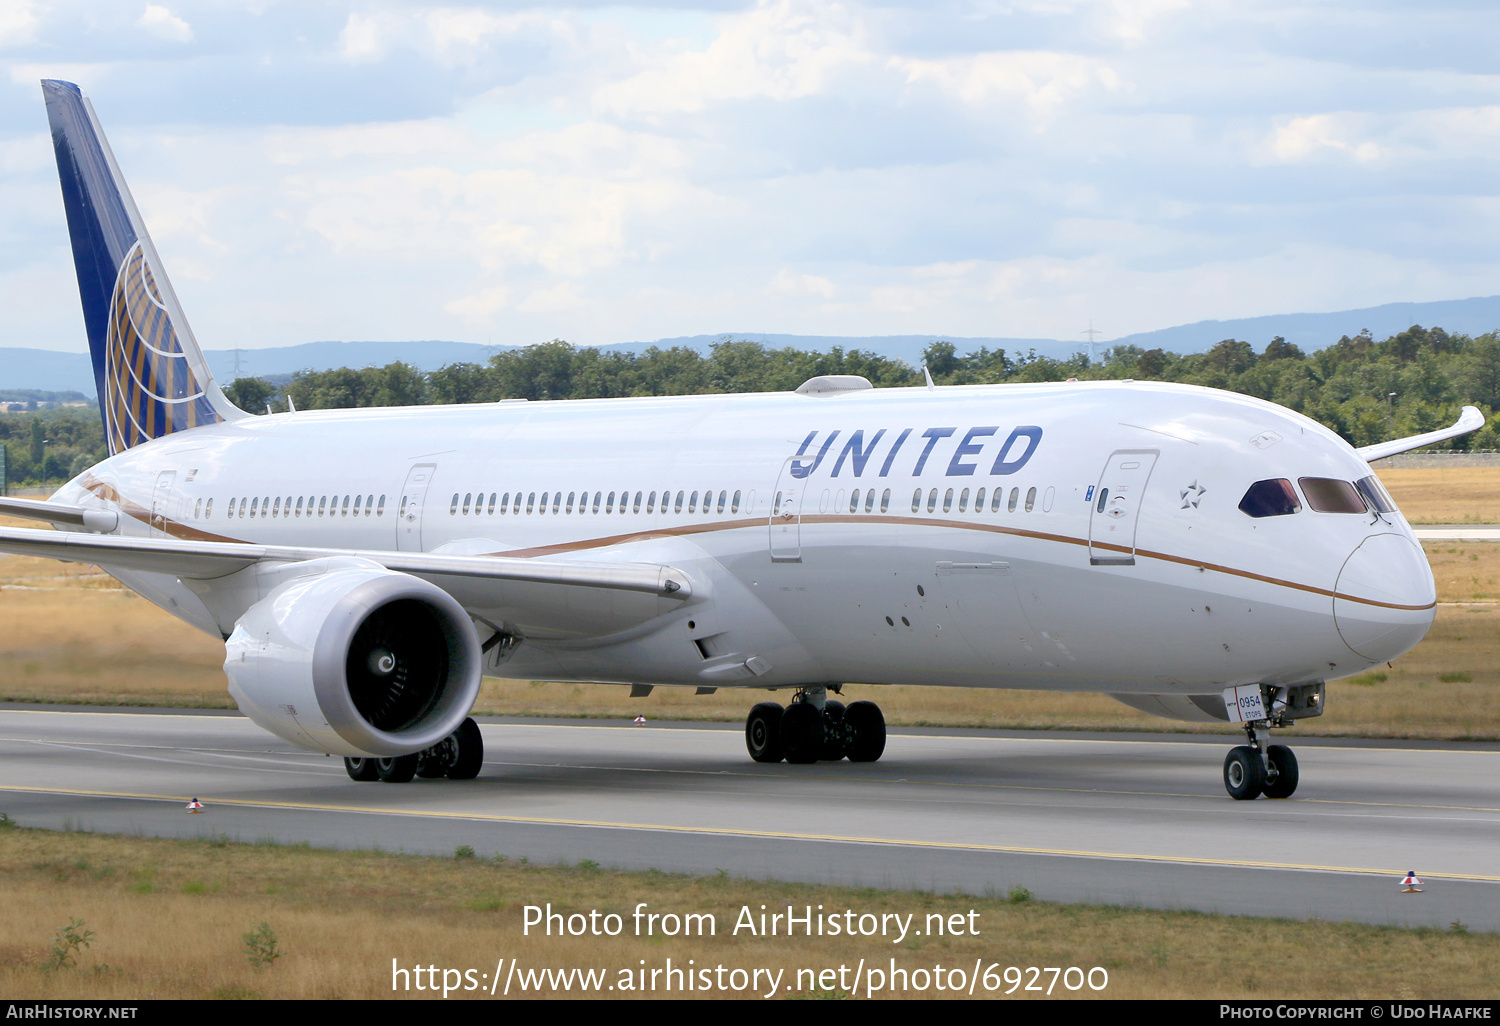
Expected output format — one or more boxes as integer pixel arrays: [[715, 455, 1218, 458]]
[[54, 379, 1435, 698]]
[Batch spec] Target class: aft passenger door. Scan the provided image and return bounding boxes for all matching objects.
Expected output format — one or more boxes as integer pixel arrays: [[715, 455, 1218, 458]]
[[397, 462, 437, 552], [769, 457, 802, 563], [1088, 449, 1158, 566], [150, 470, 175, 534]]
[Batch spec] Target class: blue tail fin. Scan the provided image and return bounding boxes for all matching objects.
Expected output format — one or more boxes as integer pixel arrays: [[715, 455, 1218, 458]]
[[43, 80, 241, 455]]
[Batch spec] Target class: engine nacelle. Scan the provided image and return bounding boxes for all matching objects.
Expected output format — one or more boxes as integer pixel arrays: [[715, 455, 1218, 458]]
[[224, 563, 482, 757]]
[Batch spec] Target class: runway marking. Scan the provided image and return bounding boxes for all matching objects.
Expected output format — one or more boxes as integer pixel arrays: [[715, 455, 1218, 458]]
[[5, 734, 1500, 815], [4, 783, 1499, 884], [7, 711, 1497, 760]]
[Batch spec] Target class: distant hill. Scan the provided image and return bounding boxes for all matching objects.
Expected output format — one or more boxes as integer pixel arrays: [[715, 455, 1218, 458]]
[[1110, 296, 1500, 355], [3, 294, 1497, 393]]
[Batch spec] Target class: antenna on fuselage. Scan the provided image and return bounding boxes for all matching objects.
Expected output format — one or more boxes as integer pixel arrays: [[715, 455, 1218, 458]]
[[922, 365, 935, 390]]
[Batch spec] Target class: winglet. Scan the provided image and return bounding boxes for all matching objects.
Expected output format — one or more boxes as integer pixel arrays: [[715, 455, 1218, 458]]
[[1355, 405, 1487, 462]]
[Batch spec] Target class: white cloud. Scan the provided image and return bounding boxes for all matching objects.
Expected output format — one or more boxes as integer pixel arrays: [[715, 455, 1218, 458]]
[[0, 0, 39, 48], [139, 5, 193, 44], [768, 268, 835, 298], [594, 0, 872, 117], [444, 284, 511, 326], [1269, 114, 1383, 164], [516, 280, 583, 314], [891, 51, 1125, 119]]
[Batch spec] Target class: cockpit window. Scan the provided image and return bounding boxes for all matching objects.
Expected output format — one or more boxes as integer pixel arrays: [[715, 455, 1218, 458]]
[[1298, 477, 1366, 514], [1355, 475, 1397, 514], [1239, 479, 1301, 518]]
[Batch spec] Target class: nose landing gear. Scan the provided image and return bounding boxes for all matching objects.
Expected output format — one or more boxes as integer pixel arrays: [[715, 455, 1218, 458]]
[[1223, 719, 1299, 800], [743, 687, 886, 764]]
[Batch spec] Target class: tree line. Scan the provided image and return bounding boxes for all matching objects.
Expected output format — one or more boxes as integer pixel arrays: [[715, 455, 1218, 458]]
[[5, 325, 1499, 487]]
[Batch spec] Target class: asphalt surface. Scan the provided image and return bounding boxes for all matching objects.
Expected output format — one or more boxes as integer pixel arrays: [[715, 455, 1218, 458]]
[[2, 706, 1498, 931]]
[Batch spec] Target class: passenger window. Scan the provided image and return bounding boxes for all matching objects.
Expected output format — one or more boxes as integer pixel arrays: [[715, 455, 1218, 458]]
[[1025, 487, 1036, 512], [591, 491, 600, 514], [194, 498, 202, 519], [675, 491, 684, 513], [1008, 487, 1018, 513], [566, 491, 576, 514], [880, 488, 890, 513], [647, 490, 657, 514], [366, 494, 375, 516], [974, 487, 985, 512], [486, 493, 495, 515], [911, 488, 922, 512], [717, 490, 726, 514], [687, 491, 697, 513], [927, 488, 938, 513], [499, 493, 509, 514], [450, 493, 460, 515], [943, 488, 954, 512], [850, 488, 861, 513], [250, 497, 258, 518], [958, 487, 969, 512], [273, 497, 281, 518], [527, 492, 536, 514], [204, 498, 213, 518], [992, 489, 1002, 512], [540, 491, 551, 514], [553, 492, 563, 514], [1239, 479, 1301, 518], [604, 491, 615, 514], [1299, 478, 1365, 514], [1095, 487, 1108, 513], [342, 495, 351, 516], [378, 495, 386, 517], [318, 496, 326, 517], [355, 495, 363, 516], [1355, 475, 1397, 514]]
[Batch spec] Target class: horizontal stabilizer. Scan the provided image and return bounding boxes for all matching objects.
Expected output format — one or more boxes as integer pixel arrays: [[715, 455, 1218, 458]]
[[1355, 405, 1486, 463]]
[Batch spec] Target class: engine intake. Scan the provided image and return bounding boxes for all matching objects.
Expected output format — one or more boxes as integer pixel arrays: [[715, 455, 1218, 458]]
[[225, 562, 482, 757]]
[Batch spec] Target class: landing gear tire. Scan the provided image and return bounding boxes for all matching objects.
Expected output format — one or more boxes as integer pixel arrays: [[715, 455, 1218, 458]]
[[781, 702, 823, 765], [416, 739, 452, 778], [376, 754, 419, 783], [844, 701, 886, 763], [820, 700, 847, 761], [446, 717, 484, 780], [344, 757, 379, 782], [1223, 745, 1264, 800], [745, 703, 786, 763], [1262, 744, 1299, 799]]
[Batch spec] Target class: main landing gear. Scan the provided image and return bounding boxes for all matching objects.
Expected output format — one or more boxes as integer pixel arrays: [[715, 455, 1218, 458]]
[[1223, 721, 1299, 801], [344, 717, 484, 783], [745, 687, 886, 765]]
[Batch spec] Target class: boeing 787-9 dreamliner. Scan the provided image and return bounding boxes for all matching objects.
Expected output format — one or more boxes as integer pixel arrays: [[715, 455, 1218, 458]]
[[0, 81, 1480, 799]]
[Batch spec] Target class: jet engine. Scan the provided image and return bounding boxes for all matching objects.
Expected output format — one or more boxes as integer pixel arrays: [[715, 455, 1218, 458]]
[[224, 563, 482, 757]]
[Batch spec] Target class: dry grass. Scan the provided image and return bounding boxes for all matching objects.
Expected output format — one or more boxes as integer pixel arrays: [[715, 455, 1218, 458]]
[[0, 826, 1493, 1000], [1376, 467, 1500, 524], [5, 516, 1500, 739]]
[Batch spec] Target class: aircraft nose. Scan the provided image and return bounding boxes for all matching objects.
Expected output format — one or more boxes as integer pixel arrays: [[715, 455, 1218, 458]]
[[1333, 533, 1436, 661]]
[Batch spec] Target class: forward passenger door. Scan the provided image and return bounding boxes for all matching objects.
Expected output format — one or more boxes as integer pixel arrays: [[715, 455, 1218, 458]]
[[1088, 449, 1158, 566], [398, 463, 437, 552]]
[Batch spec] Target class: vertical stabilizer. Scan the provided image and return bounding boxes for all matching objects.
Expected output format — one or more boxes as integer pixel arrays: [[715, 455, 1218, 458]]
[[42, 80, 241, 454]]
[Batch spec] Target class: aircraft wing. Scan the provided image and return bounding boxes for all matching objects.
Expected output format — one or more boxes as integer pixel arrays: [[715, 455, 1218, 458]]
[[1355, 405, 1486, 463], [0, 524, 689, 598]]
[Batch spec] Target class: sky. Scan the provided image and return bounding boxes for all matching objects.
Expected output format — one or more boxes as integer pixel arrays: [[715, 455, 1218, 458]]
[[0, 0, 1497, 353]]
